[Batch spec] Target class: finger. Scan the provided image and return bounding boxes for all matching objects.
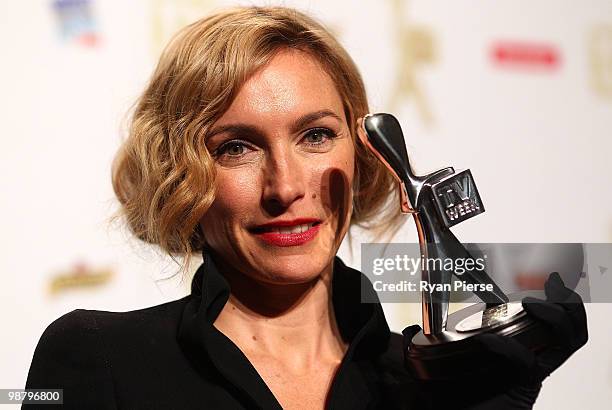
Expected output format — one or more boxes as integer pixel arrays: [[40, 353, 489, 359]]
[[545, 272, 583, 306], [544, 273, 587, 332], [473, 333, 536, 371], [402, 324, 422, 352]]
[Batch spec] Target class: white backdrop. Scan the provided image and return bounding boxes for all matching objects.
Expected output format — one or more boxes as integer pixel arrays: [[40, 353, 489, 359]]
[[1, 0, 611, 408]]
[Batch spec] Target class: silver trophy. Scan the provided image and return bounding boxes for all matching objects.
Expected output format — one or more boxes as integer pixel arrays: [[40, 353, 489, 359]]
[[358, 113, 552, 380]]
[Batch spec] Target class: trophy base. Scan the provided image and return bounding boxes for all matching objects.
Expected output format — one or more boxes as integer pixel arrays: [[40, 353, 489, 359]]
[[406, 293, 552, 381]]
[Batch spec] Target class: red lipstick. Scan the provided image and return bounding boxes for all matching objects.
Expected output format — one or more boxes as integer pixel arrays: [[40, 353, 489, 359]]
[[250, 218, 322, 247]]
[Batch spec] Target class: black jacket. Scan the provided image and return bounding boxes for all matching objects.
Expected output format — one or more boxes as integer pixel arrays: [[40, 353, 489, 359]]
[[24, 253, 431, 409]]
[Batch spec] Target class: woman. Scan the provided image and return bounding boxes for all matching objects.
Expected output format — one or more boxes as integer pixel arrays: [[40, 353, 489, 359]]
[[25, 6, 587, 409]]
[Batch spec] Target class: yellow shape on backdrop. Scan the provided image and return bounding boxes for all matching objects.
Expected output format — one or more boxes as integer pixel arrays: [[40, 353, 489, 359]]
[[590, 24, 612, 99], [388, 0, 437, 126], [49, 262, 114, 294]]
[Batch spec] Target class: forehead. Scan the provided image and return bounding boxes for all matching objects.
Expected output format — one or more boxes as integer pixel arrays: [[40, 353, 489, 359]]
[[218, 48, 346, 123]]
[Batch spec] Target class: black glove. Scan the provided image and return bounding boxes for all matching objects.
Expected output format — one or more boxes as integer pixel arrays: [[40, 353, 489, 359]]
[[474, 272, 588, 383], [402, 272, 588, 409]]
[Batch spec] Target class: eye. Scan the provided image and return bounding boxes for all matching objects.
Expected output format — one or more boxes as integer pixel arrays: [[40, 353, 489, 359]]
[[302, 127, 337, 147], [214, 140, 253, 160]]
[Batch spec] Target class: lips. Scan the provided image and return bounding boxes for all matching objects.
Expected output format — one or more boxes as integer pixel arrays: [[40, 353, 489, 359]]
[[250, 218, 322, 247]]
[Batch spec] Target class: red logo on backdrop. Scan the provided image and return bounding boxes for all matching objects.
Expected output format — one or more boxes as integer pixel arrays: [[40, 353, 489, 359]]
[[491, 41, 560, 70]]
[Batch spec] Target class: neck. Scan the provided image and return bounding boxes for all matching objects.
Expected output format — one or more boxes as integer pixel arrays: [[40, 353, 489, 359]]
[[211, 254, 347, 372]]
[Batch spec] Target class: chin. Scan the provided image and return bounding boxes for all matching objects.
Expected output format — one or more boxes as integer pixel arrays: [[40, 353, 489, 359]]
[[254, 254, 331, 285]]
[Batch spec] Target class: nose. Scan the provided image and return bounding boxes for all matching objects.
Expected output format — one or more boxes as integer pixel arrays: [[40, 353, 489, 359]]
[[262, 146, 306, 213]]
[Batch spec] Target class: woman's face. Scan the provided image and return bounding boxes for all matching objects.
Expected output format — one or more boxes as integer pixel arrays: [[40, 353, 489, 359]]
[[200, 48, 355, 284]]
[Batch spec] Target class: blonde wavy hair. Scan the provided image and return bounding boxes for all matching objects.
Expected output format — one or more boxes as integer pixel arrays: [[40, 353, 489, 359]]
[[112, 6, 402, 271]]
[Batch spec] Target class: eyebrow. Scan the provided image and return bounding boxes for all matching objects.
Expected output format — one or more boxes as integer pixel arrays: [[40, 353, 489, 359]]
[[290, 109, 343, 134], [206, 109, 343, 140]]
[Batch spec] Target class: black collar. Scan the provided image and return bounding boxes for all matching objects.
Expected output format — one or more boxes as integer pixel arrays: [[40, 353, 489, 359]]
[[178, 249, 391, 409]]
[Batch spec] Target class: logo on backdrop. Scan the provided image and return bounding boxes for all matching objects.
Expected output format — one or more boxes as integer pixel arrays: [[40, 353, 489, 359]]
[[388, 0, 437, 126], [51, 0, 100, 47], [490, 41, 560, 71], [589, 25, 612, 99], [49, 261, 113, 294]]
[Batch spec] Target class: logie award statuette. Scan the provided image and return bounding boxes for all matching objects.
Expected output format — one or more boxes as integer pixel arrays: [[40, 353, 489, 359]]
[[357, 113, 553, 380]]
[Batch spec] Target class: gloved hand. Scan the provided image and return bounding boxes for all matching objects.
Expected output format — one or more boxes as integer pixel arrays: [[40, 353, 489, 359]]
[[402, 272, 588, 409]]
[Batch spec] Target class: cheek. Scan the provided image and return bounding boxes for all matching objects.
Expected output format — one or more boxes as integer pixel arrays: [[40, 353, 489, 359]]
[[217, 171, 258, 213], [202, 169, 260, 232]]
